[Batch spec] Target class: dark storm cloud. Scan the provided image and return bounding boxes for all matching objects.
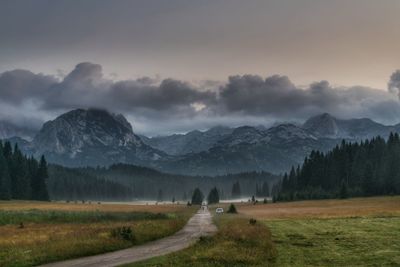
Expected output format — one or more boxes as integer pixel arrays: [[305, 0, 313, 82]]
[[0, 62, 216, 115], [1, 62, 400, 134], [218, 74, 400, 121], [110, 78, 216, 111], [0, 70, 56, 104]]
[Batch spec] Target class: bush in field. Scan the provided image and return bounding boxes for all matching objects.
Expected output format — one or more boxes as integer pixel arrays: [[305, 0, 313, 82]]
[[227, 204, 237, 214], [111, 226, 136, 243], [249, 218, 257, 225]]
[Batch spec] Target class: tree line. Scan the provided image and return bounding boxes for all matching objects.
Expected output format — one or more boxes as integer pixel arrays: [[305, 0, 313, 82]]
[[275, 133, 400, 201], [62, 164, 277, 201], [0, 141, 49, 201], [48, 165, 133, 201], [2, 138, 276, 202]]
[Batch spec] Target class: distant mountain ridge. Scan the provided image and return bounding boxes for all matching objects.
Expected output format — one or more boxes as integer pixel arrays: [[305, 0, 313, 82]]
[[140, 126, 233, 155], [157, 123, 335, 175], [0, 120, 37, 140], [5, 109, 400, 175], [303, 113, 399, 140], [145, 113, 400, 175]]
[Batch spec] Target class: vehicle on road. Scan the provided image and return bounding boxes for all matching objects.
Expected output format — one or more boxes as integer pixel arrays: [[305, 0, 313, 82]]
[[215, 207, 224, 214]]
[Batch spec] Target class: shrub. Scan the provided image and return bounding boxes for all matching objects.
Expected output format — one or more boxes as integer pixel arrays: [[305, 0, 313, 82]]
[[249, 218, 257, 225], [111, 226, 136, 243], [227, 204, 237, 214]]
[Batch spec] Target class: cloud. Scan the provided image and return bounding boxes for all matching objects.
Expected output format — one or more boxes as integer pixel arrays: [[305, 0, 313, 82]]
[[219, 74, 400, 123], [0, 62, 216, 116], [1, 62, 400, 135], [109, 78, 216, 112], [388, 70, 400, 99], [0, 69, 56, 104]]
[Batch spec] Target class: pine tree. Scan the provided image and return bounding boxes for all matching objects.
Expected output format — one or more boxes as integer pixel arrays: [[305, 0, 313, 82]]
[[33, 156, 50, 201], [10, 144, 30, 199], [339, 180, 348, 199], [231, 182, 241, 198], [262, 182, 270, 197], [157, 189, 163, 202], [3, 141, 12, 159], [191, 188, 204, 205], [0, 150, 11, 200], [207, 187, 220, 204]]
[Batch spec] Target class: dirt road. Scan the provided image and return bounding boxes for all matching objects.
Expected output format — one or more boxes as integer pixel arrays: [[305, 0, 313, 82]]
[[39, 208, 217, 267]]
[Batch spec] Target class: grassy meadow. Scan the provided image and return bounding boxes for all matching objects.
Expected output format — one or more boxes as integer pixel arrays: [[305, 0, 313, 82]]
[[0, 201, 194, 267], [266, 217, 400, 266], [129, 196, 400, 267], [243, 196, 400, 267], [237, 196, 400, 219], [126, 214, 277, 267]]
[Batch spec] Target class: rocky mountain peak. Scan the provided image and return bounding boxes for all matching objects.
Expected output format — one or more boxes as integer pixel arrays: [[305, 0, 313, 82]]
[[303, 113, 339, 137], [31, 108, 163, 166], [34, 108, 142, 154]]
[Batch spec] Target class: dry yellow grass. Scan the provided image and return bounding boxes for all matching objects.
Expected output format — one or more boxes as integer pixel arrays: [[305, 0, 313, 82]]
[[0, 201, 184, 213], [237, 196, 400, 219], [129, 216, 277, 267], [0, 201, 193, 267], [0, 219, 187, 267]]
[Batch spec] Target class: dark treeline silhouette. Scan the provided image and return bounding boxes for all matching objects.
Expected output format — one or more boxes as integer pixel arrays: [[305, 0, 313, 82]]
[[0, 141, 49, 201], [275, 133, 400, 201], [256, 182, 270, 198], [231, 181, 241, 198], [47, 163, 278, 201], [48, 165, 133, 201]]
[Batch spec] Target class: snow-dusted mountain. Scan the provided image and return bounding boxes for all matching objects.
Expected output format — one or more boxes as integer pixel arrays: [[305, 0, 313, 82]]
[[141, 126, 233, 155], [151, 114, 400, 175], [158, 123, 336, 175], [31, 109, 165, 167], [5, 110, 400, 175], [303, 113, 399, 140]]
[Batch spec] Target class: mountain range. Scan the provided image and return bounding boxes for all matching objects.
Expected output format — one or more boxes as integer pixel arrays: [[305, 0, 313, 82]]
[[0, 120, 36, 141], [4, 109, 400, 175]]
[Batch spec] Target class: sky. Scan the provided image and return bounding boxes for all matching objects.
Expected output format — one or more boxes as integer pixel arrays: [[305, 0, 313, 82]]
[[1, 0, 400, 135]]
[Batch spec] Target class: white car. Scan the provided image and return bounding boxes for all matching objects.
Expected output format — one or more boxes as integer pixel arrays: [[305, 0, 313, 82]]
[[215, 207, 224, 214]]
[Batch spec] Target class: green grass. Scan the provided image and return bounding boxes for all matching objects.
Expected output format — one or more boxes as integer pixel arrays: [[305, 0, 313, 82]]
[[0, 210, 171, 225], [126, 198, 400, 267], [126, 215, 277, 267], [266, 217, 400, 267]]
